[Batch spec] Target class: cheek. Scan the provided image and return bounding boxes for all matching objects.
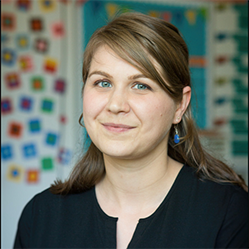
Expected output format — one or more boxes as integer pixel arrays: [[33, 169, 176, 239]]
[[133, 96, 175, 122], [82, 90, 105, 119]]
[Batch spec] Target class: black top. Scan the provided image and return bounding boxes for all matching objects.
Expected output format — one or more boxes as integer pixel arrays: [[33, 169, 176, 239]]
[[14, 165, 248, 248]]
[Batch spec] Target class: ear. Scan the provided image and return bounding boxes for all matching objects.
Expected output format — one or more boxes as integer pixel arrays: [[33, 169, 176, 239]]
[[173, 86, 191, 124]]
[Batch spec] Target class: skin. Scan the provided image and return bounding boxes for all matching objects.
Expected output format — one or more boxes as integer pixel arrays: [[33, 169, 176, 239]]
[[83, 45, 191, 249]]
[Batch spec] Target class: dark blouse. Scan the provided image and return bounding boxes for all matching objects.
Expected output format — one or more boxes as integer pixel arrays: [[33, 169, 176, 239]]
[[14, 165, 248, 248]]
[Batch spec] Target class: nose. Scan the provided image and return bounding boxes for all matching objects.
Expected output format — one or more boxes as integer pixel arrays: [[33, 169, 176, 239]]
[[106, 88, 130, 114]]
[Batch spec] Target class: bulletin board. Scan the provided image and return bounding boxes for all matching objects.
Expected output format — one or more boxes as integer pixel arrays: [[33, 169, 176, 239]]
[[1, 0, 73, 186], [82, 0, 210, 129]]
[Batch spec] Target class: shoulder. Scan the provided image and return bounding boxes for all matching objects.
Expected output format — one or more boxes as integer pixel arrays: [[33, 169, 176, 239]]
[[179, 165, 248, 208], [21, 187, 95, 219], [33, 186, 95, 206], [14, 187, 97, 248], [177, 165, 248, 246]]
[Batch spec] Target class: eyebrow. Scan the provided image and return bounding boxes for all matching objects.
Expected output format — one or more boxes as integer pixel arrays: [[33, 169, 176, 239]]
[[88, 70, 148, 80]]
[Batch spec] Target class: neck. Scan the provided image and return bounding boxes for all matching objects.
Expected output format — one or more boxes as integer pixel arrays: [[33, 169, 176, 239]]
[[96, 150, 183, 216]]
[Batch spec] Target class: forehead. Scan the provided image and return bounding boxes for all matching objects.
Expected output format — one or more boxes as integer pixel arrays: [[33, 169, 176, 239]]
[[89, 45, 144, 74], [90, 45, 163, 76]]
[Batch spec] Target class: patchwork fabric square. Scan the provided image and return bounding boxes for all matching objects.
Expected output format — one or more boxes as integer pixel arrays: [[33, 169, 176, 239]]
[[26, 169, 39, 183], [8, 122, 23, 138], [29, 119, 41, 133], [7, 165, 24, 182], [41, 98, 53, 112], [31, 76, 44, 91], [1, 98, 13, 115], [45, 132, 58, 146], [1, 144, 13, 160], [16, 0, 32, 11], [16, 34, 29, 49], [39, 0, 57, 13], [34, 38, 49, 53], [30, 18, 43, 32], [44, 58, 58, 73], [54, 78, 66, 93], [58, 148, 71, 165], [23, 143, 37, 158], [19, 55, 33, 72], [51, 21, 65, 38], [1, 13, 15, 31], [41, 157, 53, 170], [5, 72, 21, 89], [20, 96, 33, 111], [2, 48, 16, 66]]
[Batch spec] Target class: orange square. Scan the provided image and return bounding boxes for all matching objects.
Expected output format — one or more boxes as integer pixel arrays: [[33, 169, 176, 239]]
[[26, 169, 39, 183], [44, 58, 58, 73]]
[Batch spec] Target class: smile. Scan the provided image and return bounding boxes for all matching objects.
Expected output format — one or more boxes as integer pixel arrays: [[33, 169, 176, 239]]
[[102, 123, 135, 133]]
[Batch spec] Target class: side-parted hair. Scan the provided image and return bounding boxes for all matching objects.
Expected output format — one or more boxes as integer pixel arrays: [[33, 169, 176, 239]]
[[51, 12, 247, 194]]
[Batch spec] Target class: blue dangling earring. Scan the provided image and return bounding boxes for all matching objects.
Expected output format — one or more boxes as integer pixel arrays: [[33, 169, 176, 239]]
[[174, 126, 180, 144]]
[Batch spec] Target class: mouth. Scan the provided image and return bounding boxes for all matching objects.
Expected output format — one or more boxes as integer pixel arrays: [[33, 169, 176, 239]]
[[102, 123, 135, 133]]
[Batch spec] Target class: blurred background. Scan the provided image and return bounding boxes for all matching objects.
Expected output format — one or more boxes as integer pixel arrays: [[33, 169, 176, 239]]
[[1, 0, 248, 248]]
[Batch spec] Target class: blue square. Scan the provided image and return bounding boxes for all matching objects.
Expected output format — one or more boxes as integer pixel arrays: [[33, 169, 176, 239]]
[[1, 144, 13, 160], [45, 133, 57, 146], [29, 119, 41, 133], [1, 98, 12, 114], [23, 143, 37, 158], [41, 99, 53, 112], [2, 48, 16, 67], [58, 148, 71, 165]]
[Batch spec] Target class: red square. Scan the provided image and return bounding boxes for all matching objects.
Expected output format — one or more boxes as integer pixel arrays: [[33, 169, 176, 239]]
[[8, 122, 23, 138], [1, 13, 15, 31], [30, 18, 43, 32], [163, 12, 172, 22], [51, 22, 65, 38]]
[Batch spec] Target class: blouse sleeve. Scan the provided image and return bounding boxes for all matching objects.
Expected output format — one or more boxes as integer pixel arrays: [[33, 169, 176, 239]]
[[13, 198, 34, 249], [215, 188, 248, 248]]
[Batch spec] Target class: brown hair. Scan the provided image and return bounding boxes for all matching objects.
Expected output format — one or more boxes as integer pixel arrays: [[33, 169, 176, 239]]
[[51, 12, 247, 194]]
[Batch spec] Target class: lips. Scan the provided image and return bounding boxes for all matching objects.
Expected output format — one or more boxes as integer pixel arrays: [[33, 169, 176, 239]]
[[102, 123, 135, 132]]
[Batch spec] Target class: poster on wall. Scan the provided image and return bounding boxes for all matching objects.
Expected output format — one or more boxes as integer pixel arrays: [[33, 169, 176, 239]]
[[82, 0, 209, 129]]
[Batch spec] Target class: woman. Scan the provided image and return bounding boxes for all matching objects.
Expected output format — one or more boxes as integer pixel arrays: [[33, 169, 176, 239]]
[[14, 12, 248, 249]]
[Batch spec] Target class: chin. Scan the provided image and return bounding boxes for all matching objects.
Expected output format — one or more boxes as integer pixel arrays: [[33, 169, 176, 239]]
[[100, 146, 136, 159]]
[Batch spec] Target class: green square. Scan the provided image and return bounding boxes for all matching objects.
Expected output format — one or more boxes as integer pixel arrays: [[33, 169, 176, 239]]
[[31, 76, 44, 91], [41, 99, 53, 113], [41, 158, 53, 170]]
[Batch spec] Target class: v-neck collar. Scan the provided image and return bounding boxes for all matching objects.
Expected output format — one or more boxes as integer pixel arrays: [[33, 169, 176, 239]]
[[92, 164, 186, 248]]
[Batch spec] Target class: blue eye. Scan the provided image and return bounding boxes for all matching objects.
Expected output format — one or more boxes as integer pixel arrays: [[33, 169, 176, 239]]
[[97, 81, 112, 88], [133, 83, 150, 90]]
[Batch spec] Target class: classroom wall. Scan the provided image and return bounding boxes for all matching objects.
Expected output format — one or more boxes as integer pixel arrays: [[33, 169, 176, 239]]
[[1, 1, 83, 248], [1, 0, 248, 248]]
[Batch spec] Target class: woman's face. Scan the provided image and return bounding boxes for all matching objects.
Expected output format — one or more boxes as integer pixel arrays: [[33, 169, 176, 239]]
[[83, 45, 179, 160]]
